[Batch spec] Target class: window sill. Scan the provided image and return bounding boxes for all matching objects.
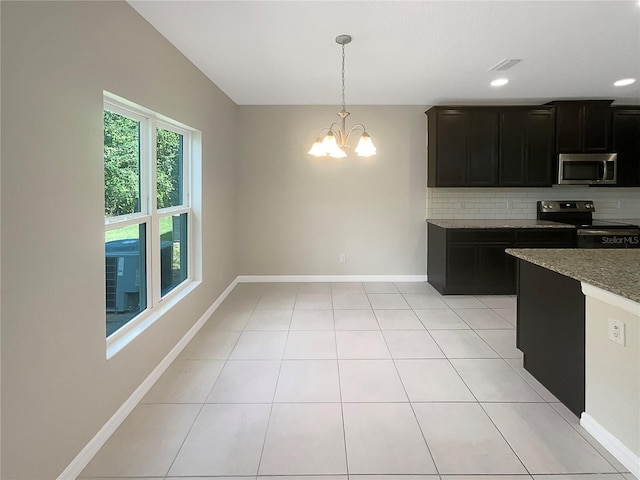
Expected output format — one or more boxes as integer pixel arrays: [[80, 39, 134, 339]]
[[106, 279, 201, 359]]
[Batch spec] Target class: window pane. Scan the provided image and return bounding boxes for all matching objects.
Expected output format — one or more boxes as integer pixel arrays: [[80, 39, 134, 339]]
[[105, 224, 147, 337], [104, 110, 141, 217], [160, 213, 188, 296], [156, 128, 183, 209]]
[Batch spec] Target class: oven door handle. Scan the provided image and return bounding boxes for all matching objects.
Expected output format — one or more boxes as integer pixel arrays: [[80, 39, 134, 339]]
[[577, 229, 640, 236]]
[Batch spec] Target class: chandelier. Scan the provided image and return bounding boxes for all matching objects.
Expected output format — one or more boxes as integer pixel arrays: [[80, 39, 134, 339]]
[[308, 35, 377, 158]]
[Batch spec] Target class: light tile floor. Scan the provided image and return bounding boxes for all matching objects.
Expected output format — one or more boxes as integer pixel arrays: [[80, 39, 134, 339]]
[[81, 282, 630, 479]]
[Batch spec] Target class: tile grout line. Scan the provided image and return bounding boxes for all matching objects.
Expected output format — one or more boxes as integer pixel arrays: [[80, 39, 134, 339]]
[[254, 285, 297, 476], [160, 401, 205, 478], [445, 354, 532, 475], [436, 298, 534, 475], [545, 403, 628, 473], [334, 282, 373, 475], [377, 300, 441, 476], [161, 287, 255, 477], [334, 305, 350, 477], [409, 290, 531, 475]]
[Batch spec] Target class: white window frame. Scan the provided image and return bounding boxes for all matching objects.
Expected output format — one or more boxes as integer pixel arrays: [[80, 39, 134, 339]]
[[104, 92, 200, 358]]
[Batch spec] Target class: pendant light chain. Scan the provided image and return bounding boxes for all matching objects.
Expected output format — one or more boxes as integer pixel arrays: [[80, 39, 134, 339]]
[[341, 42, 346, 113]]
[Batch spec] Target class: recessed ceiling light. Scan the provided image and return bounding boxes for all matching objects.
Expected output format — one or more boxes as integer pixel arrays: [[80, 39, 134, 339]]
[[491, 78, 509, 87], [613, 78, 636, 87]]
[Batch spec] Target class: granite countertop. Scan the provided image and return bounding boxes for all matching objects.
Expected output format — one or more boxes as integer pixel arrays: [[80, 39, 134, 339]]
[[506, 248, 640, 303], [613, 219, 640, 226], [427, 219, 575, 229]]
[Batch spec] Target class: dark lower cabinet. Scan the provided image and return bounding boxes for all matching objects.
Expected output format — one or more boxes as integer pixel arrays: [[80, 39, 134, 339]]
[[514, 228, 576, 247], [427, 224, 575, 295], [447, 240, 515, 294], [516, 260, 585, 417], [478, 243, 516, 292], [428, 226, 516, 295], [448, 243, 478, 290]]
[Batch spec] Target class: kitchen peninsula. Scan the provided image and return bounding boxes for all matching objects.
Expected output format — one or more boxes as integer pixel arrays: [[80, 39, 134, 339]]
[[507, 248, 640, 476]]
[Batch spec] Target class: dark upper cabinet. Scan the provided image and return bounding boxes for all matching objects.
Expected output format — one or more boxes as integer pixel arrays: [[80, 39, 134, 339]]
[[467, 110, 500, 186], [426, 101, 640, 188], [427, 107, 499, 187], [433, 109, 467, 186], [612, 107, 640, 187], [428, 106, 553, 187], [552, 100, 613, 153], [499, 107, 555, 186]]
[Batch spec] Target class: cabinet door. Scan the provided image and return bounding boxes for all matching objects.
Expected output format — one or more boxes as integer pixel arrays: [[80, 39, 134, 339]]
[[499, 110, 527, 185], [556, 103, 583, 152], [467, 110, 499, 186], [447, 243, 479, 290], [479, 243, 516, 292], [446, 230, 515, 294], [612, 109, 640, 187], [436, 110, 467, 186], [555, 101, 612, 153], [526, 109, 555, 185], [500, 109, 554, 186], [584, 103, 611, 152]]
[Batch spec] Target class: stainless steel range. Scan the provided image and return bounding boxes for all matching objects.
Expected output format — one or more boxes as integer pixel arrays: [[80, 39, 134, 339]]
[[537, 200, 640, 248]]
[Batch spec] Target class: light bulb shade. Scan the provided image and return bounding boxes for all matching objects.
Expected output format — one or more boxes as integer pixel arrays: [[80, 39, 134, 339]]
[[308, 138, 326, 156], [355, 133, 377, 157], [320, 132, 347, 158], [329, 147, 347, 158], [321, 132, 338, 150]]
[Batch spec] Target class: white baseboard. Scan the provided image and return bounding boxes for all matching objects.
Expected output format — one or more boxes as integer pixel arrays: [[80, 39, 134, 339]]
[[236, 274, 428, 283], [581, 412, 640, 477], [57, 278, 238, 480]]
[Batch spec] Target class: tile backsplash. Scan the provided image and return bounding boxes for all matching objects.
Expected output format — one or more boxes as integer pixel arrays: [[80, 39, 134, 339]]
[[427, 187, 640, 219]]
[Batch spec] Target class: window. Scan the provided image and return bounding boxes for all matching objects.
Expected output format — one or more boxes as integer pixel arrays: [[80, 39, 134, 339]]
[[104, 95, 196, 341]]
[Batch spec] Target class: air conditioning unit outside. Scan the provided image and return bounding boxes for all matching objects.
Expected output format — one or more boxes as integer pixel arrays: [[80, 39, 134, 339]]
[[105, 239, 173, 313]]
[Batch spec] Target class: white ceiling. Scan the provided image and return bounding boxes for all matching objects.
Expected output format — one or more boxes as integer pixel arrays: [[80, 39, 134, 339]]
[[129, 1, 640, 106]]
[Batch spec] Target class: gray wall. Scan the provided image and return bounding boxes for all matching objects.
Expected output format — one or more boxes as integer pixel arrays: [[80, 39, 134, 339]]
[[585, 296, 640, 458], [236, 105, 427, 276], [1, 2, 237, 478]]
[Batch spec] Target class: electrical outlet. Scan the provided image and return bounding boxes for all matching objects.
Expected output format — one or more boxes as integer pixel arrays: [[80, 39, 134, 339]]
[[608, 318, 625, 346], [339, 253, 346, 263]]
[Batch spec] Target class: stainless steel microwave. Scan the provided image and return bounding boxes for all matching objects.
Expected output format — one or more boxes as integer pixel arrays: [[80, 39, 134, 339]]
[[557, 153, 617, 185]]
